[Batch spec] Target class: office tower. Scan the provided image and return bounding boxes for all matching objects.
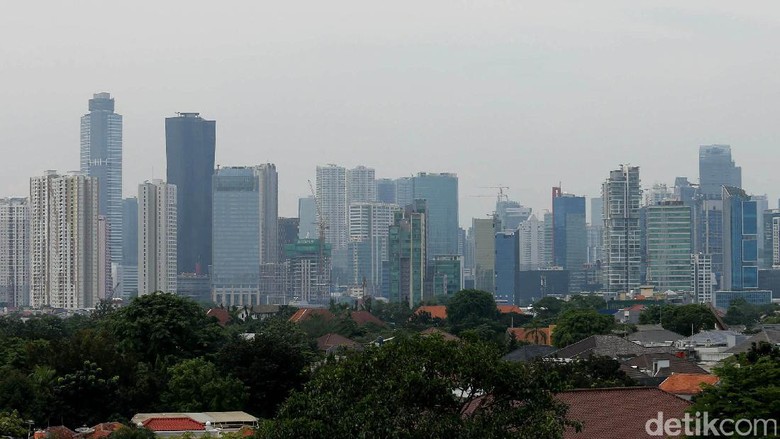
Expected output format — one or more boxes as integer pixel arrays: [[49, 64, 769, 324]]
[[298, 196, 317, 240], [119, 197, 138, 299], [0, 198, 29, 307], [97, 216, 113, 299], [348, 202, 398, 295], [413, 172, 458, 259], [722, 186, 758, 291], [590, 197, 603, 226], [494, 231, 519, 303], [552, 188, 587, 292], [698, 145, 741, 199], [80, 92, 123, 266], [30, 171, 99, 309], [347, 165, 376, 204], [763, 210, 780, 268], [673, 177, 696, 206], [395, 177, 414, 208], [752, 195, 769, 268], [211, 166, 278, 305], [518, 214, 546, 271], [285, 239, 331, 303], [695, 199, 724, 289], [316, 164, 348, 249], [496, 200, 532, 231], [601, 165, 642, 293], [376, 178, 396, 204], [463, 227, 475, 281], [429, 255, 463, 297], [588, 197, 604, 266], [692, 253, 714, 303], [278, 217, 300, 260], [645, 183, 672, 206], [473, 216, 498, 293], [645, 201, 693, 291], [165, 112, 216, 275], [542, 211, 554, 267], [774, 216, 780, 268], [138, 180, 177, 295], [387, 200, 427, 306]]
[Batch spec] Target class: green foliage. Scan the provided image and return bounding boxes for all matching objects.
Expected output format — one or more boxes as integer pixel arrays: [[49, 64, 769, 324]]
[[53, 360, 120, 426], [372, 300, 413, 326], [551, 309, 615, 348], [539, 356, 637, 389], [446, 289, 499, 326], [107, 425, 156, 439], [562, 295, 606, 312], [724, 298, 775, 327], [261, 335, 577, 438], [639, 304, 716, 336], [0, 410, 28, 438], [531, 297, 565, 323], [161, 358, 247, 412]]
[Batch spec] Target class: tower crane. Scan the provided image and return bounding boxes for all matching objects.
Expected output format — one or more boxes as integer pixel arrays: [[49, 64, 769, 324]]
[[307, 180, 328, 303]]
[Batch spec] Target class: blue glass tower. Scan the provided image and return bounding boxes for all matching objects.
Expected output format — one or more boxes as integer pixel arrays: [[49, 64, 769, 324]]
[[722, 186, 758, 291], [413, 173, 458, 259], [552, 189, 586, 292], [494, 231, 519, 304]]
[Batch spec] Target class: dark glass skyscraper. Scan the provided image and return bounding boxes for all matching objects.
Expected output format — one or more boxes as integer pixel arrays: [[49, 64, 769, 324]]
[[699, 145, 741, 199], [552, 188, 586, 292], [722, 186, 758, 291], [166, 113, 216, 275], [413, 172, 458, 259]]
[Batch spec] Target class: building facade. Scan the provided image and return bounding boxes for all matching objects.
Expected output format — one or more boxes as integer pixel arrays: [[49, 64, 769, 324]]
[[316, 164, 348, 249], [692, 253, 714, 303], [518, 214, 546, 271], [285, 239, 331, 303], [138, 180, 177, 295], [30, 172, 99, 309], [494, 231, 519, 303], [722, 186, 758, 291], [297, 196, 317, 240], [646, 201, 693, 292], [120, 197, 138, 299], [376, 178, 396, 204], [165, 112, 216, 275], [348, 202, 398, 295], [0, 198, 29, 307], [347, 165, 376, 204], [698, 145, 741, 199], [473, 216, 498, 294], [552, 189, 587, 292], [386, 199, 427, 306], [413, 173, 458, 259], [429, 255, 463, 297], [601, 165, 642, 293]]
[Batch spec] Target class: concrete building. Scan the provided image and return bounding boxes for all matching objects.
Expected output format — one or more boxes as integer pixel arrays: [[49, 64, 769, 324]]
[[386, 199, 427, 306], [496, 200, 531, 231], [473, 216, 498, 294], [395, 177, 414, 209], [348, 202, 398, 295], [698, 145, 741, 199], [602, 165, 642, 293], [518, 214, 546, 271], [494, 231, 519, 303], [165, 112, 216, 275], [722, 186, 758, 291], [695, 199, 724, 288], [347, 165, 376, 204], [138, 180, 177, 295], [692, 253, 714, 303], [30, 171, 99, 309], [552, 188, 586, 292], [97, 216, 113, 299], [413, 173, 458, 259], [762, 210, 780, 269], [80, 92, 123, 268], [120, 197, 138, 299], [285, 238, 331, 303], [316, 164, 348, 249], [646, 201, 693, 292], [297, 196, 317, 240], [0, 198, 29, 307], [278, 217, 300, 260], [376, 178, 396, 204], [429, 255, 463, 297]]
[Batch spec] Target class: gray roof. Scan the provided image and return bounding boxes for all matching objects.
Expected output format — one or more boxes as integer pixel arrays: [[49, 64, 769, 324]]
[[681, 330, 747, 347], [725, 327, 780, 354], [628, 328, 685, 345], [622, 353, 709, 377], [503, 345, 557, 362], [549, 335, 674, 360]]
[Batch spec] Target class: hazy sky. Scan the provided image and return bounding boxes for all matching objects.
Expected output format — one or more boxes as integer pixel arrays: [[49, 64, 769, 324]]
[[2, 1, 779, 224]]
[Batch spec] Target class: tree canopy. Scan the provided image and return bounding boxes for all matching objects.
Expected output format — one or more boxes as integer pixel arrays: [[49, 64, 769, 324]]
[[639, 304, 716, 336], [551, 309, 615, 348]]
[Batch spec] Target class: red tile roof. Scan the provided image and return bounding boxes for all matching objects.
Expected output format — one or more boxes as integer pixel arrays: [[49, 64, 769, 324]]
[[316, 333, 361, 351], [420, 327, 459, 341], [87, 423, 124, 439], [44, 426, 77, 439], [288, 308, 334, 324], [659, 373, 719, 395], [507, 325, 555, 345], [350, 310, 385, 327], [556, 387, 691, 438], [142, 417, 205, 432], [414, 305, 447, 320], [497, 304, 524, 314], [206, 308, 232, 326]]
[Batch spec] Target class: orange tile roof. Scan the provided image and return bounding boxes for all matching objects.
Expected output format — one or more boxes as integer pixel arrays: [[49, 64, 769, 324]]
[[206, 308, 232, 327], [497, 304, 524, 314], [316, 333, 361, 351], [659, 373, 719, 395], [414, 305, 447, 320], [142, 417, 205, 432], [507, 325, 555, 345], [288, 308, 334, 323], [350, 310, 385, 327]]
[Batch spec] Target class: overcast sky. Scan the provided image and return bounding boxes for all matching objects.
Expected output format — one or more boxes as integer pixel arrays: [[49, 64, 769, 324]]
[[1, 1, 779, 224]]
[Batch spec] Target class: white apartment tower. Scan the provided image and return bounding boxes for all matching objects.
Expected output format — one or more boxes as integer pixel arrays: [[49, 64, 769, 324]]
[[347, 165, 376, 204], [348, 202, 398, 293], [316, 164, 348, 249], [0, 198, 30, 307], [518, 214, 546, 271], [692, 253, 714, 303], [602, 165, 642, 293], [138, 180, 177, 295], [30, 171, 99, 309]]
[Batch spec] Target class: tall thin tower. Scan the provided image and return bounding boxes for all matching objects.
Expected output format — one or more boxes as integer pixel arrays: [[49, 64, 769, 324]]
[[601, 165, 642, 293]]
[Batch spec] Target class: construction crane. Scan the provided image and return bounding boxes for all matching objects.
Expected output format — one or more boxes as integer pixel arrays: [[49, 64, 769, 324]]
[[307, 179, 328, 304], [479, 186, 510, 204]]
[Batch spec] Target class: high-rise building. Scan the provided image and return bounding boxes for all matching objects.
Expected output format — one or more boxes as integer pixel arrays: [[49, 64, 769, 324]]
[[298, 196, 317, 240], [673, 177, 697, 206], [97, 216, 113, 299], [542, 210, 554, 267], [395, 177, 414, 209], [494, 231, 519, 303], [278, 217, 300, 260], [347, 165, 376, 204], [695, 199, 724, 288], [413, 173, 458, 259], [752, 195, 769, 268], [165, 112, 216, 275], [552, 188, 587, 292], [285, 239, 331, 303], [316, 164, 348, 249], [80, 92, 123, 267], [120, 197, 138, 299], [646, 201, 693, 291], [645, 183, 673, 206], [386, 200, 427, 306], [764, 210, 780, 268], [518, 214, 545, 271], [211, 166, 278, 306], [692, 253, 714, 303], [588, 197, 604, 265], [376, 178, 396, 204], [722, 186, 758, 291], [473, 216, 498, 293], [602, 165, 642, 293], [0, 198, 29, 307], [138, 180, 177, 295], [698, 145, 741, 199], [30, 171, 99, 309], [348, 202, 398, 295], [496, 200, 531, 231]]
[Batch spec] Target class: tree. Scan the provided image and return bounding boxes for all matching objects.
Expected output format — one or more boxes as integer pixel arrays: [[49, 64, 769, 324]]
[[447, 290, 498, 325], [260, 335, 577, 438], [52, 360, 120, 426], [161, 358, 246, 412], [562, 295, 606, 313], [541, 356, 637, 389], [0, 410, 28, 438], [551, 309, 614, 348], [532, 297, 565, 323], [639, 304, 716, 336], [107, 426, 156, 439], [724, 298, 769, 326]]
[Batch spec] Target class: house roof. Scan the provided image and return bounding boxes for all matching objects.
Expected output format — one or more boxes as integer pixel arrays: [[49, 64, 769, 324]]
[[250, 304, 280, 314], [414, 305, 447, 320], [627, 328, 685, 345], [502, 345, 556, 362], [556, 387, 691, 439], [659, 373, 719, 395], [497, 304, 524, 314], [86, 423, 124, 439], [550, 335, 673, 360], [622, 353, 709, 377], [349, 310, 385, 327], [142, 417, 205, 432], [725, 327, 780, 354], [288, 308, 334, 324], [206, 308, 231, 327], [131, 412, 258, 429], [44, 426, 77, 439], [507, 326, 555, 345], [316, 333, 361, 352], [682, 330, 746, 347], [420, 327, 459, 341], [622, 304, 646, 312]]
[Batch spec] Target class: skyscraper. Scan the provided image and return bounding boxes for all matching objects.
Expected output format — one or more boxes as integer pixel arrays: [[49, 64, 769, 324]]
[[763, 210, 780, 269], [387, 200, 427, 306], [692, 253, 714, 303], [376, 178, 396, 204], [602, 165, 642, 293], [494, 231, 519, 303], [646, 201, 693, 291], [413, 172, 458, 259], [395, 177, 414, 208], [348, 202, 398, 295], [81, 92, 123, 268], [298, 196, 317, 240], [316, 164, 348, 249], [97, 216, 113, 299], [473, 216, 498, 293], [165, 112, 216, 275], [496, 200, 531, 231], [120, 197, 138, 299], [722, 186, 758, 291], [0, 198, 29, 307], [138, 180, 177, 295], [699, 145, 741, 199], [347, 165, 376, 204], [517, 214, 546, 271], [30, 171, 99, 309], [552, 188, 587, 292]]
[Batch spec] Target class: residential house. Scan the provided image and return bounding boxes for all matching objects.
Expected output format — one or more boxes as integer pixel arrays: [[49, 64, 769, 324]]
[[549, 335, 674, 361], [627, 325, 685, 348], [658, 373, 720, 400]]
